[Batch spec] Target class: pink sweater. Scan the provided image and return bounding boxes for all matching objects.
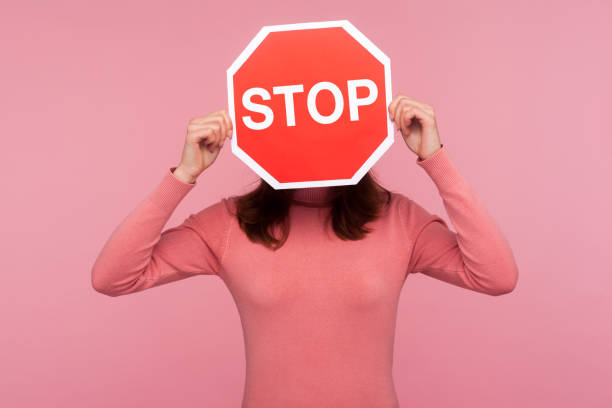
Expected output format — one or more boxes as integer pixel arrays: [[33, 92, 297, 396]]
[[91, 144, 518, 407]]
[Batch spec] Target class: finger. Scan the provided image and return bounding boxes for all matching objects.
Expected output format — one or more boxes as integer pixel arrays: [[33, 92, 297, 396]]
[[217, 109, 232, 131], [200, 134, 219, 153], [399, 105, 413, 133], [214, 111, 231, 141], [209, 114, 227, 143], [203, 141, 218, 154], [189, 127, 215, 145], [192, 122, 222, 146], [221, 110, 234, 138], [392, 97, 406, 128], [188, 116, 227, 127], [397, 96, 434, 115], [392, 97, 414, 124], [401, 104, 432, 131], [207, 142, 220, 154], [187, 119, 221, 130], [390, 95, 434, 120], [388, 94, 405, 118], [189, 111, 225, 125], [189, 115, 216, 124], [389, 94, 421, 119], [211, 112, 233, 142], [213, 122, 223, 147]]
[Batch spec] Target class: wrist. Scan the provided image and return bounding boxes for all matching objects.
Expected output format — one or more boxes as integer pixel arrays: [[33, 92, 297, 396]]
[[172, 165, 198, 184], [418, 143, 443, 161]]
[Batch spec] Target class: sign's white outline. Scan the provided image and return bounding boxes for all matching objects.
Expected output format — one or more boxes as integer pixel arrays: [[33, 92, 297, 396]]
[[227, 19, 394, 189]]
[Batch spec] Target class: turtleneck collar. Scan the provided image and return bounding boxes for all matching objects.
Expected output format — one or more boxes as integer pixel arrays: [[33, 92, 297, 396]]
[[290, 186, 337, 207]]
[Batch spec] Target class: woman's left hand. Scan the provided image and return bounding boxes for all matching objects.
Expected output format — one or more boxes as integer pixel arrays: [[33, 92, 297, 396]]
[[388, 94, 442, 160]]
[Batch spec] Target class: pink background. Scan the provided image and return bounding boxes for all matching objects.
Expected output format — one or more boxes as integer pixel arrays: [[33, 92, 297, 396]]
[[1, 1, 610, 407]]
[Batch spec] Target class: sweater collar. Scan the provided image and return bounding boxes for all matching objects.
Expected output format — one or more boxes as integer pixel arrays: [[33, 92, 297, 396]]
[[290, 186, 337, 207]]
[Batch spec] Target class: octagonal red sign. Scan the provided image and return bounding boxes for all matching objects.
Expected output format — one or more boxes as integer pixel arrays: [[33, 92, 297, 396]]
[[227, 20, 393, 189]]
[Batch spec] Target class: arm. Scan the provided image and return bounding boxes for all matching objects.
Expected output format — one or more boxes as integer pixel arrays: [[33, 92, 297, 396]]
[[91, 167, 229, 297], [406, 145, 519, 296]]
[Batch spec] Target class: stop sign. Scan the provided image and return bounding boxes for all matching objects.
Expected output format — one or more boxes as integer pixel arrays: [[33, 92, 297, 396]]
[[227, 20, 393, 189]]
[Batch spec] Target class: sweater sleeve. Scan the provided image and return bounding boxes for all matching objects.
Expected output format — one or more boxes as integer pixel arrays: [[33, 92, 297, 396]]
[[405, 144, 519, 296], [91, 167, 230, 297]]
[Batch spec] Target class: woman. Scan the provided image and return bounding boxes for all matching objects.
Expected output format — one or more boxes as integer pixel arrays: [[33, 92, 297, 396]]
[[91, 94, 518, 407]]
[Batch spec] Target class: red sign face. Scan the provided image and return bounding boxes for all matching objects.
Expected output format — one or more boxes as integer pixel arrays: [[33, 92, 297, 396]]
[[227, 20, 393, 189]]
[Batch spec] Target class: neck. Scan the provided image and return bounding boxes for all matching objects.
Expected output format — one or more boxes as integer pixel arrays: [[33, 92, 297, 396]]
[[291, 186, 337, 207]]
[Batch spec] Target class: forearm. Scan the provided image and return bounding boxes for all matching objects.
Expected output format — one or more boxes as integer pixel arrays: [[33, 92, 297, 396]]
[[91, 167, 196, 295], [416, 146, 519, 294]]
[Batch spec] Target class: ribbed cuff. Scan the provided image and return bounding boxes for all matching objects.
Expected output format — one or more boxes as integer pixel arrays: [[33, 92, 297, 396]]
[[147, 166, 197, 213], [416, 144, 464, 192]]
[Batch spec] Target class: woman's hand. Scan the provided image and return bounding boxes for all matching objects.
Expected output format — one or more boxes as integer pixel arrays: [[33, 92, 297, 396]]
[[173, 109, 233, 183], [388, 95, 442, 160]]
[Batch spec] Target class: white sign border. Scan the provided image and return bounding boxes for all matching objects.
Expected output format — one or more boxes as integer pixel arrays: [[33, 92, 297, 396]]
[[227, 19, 394, 190]]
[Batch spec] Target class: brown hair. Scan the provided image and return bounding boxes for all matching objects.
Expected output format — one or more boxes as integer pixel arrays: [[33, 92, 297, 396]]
[[229, 171, 392, 250]]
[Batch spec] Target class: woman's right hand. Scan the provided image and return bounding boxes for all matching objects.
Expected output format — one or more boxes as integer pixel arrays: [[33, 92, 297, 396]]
[[173, 109, 233, 183]]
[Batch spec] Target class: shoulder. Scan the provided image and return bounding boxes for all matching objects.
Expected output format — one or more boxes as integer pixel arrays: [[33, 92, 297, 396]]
[[386, 190, 425, 216], [184, 197, 235, 248], [386, 190, 446, 230], [191, 198, 232, 221]]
